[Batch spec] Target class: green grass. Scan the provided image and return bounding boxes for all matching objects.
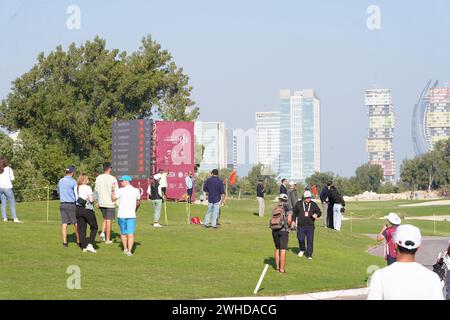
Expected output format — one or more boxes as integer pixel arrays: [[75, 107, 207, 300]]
[[0, 199, 448, 299]]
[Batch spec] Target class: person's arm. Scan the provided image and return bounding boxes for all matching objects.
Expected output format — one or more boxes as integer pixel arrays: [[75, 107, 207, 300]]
[[376, 226, 388, 242], [111, 188, 119, 202], [136, 190, 141, 211], [9, 168, 15, 182], [87, 187, 94, 203], [312, 203, 322, 219]]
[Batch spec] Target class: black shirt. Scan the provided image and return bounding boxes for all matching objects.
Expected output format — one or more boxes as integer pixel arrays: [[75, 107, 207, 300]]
[[280, 185, 288, 195], [150, 181, 162, 200], [293, 200, 322, 228], [256, 184, 265, 198]]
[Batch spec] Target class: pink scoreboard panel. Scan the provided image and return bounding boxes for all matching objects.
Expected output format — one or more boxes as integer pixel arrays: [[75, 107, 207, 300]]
[[153, 121, 195, 201]]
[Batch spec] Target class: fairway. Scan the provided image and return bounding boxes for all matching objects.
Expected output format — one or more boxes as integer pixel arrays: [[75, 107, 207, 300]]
[[1, 198, 449, 299]]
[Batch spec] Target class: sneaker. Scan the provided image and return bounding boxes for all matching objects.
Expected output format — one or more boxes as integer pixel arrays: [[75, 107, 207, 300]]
[[126, 251, 133, 257], [298, 251, 304, 257], [85, 244, 97, 253], [153, 223, 162, 228], [308, 257, 313, 260], [105, 240, 113, 244], [123, 249, 129, 255], [63, 243, 68, 248], [82, 248, 88, 253], [13, 218, 23, 224], [3, 218, 7, 222], [99, 233, 106, 242]]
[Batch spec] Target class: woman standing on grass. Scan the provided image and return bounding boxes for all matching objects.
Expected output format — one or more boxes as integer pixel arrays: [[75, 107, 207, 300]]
[[0, 157, 22, 223], [75, 174, 98, 253]]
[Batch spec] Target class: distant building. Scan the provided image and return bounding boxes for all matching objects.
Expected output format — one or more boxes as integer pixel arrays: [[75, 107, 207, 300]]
[[365, 88, 396, 182], [412, 80, 450, 154], [279, 89, 321, 182], [256, 111, 280, 175], [194, 121, 227, 172]]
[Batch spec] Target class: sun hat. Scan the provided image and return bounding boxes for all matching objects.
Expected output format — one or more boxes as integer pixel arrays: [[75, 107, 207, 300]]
[[384, 212, 401, 225], [393, 224, 422, 250], [278, 194, 288, 201]]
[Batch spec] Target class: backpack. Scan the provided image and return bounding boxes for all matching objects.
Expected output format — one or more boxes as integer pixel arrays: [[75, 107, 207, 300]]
[[269, 204, 287, 230], [432, 256, 446, 281], [190, 217, 202, 225]]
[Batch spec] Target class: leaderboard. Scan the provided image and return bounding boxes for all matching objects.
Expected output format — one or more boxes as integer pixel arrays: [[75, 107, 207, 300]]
[[112, 119, 152, 179]]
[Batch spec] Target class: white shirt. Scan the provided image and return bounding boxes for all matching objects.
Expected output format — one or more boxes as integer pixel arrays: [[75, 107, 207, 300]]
[[368, 262, 444, 300], [74, 184, 94, 210], [95, 174, 118, 208], [0, 166, 14, 189], [115, 185, 141, 218], [159, 173, 168, 188]]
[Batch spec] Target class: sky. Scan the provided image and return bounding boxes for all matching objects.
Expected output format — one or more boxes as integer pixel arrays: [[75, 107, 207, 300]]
[[1, 0, 450, 177]]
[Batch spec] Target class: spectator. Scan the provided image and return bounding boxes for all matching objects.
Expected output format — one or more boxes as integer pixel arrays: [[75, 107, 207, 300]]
[[279, 178, 288, 195], [293, 191, 321, 260], [185, 171, 195, 204], [148, 175, 163, 227], [270, 194, 293, 273], [368, 224, 444, 300], [256, 179, 266, 217], [158, 168, 168, 198], [203, 169, 225, 229], [95, 162, 118, 244], [111, 175, 141, 256], [319, 181, 332, 228], [75, 173, 98, 253], [57, 165, 80, 248], [329, 186, 345, 231], [376, 213, 401, 265], [0, 157, 22, 223], [287, 181, 298, 212], [443, 240, 450, 300]]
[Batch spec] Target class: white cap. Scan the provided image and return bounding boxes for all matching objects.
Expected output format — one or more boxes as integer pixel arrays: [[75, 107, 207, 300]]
[[303, 191, 312, 198], [393, 224, 422, 250], [278, 194, 288, 201], [384, 212, 401, 225]]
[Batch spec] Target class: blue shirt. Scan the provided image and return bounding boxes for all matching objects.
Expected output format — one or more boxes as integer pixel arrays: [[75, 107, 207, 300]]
[[203, 176, 224, 204], [57, 176, 77, 203]]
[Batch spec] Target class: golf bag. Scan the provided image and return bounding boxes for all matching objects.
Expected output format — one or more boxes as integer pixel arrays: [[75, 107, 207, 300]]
[[190, 217, 202, 225], [433, 255, 447, 281]]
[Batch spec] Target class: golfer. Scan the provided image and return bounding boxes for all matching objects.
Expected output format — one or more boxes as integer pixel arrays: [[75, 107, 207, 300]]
[[256, 179, 265, 217], [95, 162, 118, 244], [57, 165, 80, 248], [111, 175, 141, 256], [203, 169, 224, 229], [271, 194, 292, 273], [293, 191, 321, 260], [0, 157, 22, 223], [319, 181, 332, 228], [376, 212, 401, 265], [147, 174, 163, 227], [185, 171, 194, 204], [368, 224, 444, 300]]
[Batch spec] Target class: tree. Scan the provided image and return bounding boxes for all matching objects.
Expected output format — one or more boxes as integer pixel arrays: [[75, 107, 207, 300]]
[[0, 35, 198, 189], [354, 163, 383, 192], [305, 171, 335, 190], [0, 131, 13, 160]]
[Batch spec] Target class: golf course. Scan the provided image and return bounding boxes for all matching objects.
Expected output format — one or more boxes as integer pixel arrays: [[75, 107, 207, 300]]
[[1, 198, 449, 299]]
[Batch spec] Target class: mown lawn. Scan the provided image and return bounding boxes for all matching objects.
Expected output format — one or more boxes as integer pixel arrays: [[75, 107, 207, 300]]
[[0, 198, 448, 299]]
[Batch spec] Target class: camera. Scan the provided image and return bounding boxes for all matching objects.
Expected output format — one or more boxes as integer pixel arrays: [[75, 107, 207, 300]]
[[340, 206, 345, 213]]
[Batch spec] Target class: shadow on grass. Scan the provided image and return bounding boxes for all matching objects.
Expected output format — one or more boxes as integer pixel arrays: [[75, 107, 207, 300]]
[[264, 257, 277, 270]]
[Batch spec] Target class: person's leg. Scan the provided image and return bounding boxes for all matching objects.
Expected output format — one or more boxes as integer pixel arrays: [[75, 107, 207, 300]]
[[127, 234, 135, 253], [127, 218, 136, 253], [62, 224, 68, 244], [74, 224, 80, 244], [0, 191, 7, 220], [297, 227, 306, 253], [262, 197, 265, 217], [274, 249, 280, 270], [327, 205, 334, 229], [76, 208, 88, 249], [211, 202, 220, 227], [322, 202, 328, 227], [204, 202, 213, 226], [3, 189, 17, 220], [279, 249, 286, 272], [86, 210, 98, 245], [121, 235, 128, 251], [334, 205, 342, 231], [106, 219, 112, 241], [306, 227, 315, 258], [257, 197, 263, 217], [153, 200, 162, 223]]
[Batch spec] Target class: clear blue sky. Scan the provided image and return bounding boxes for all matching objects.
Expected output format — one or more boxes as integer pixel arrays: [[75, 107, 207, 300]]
[[1, 0, 450, 177]]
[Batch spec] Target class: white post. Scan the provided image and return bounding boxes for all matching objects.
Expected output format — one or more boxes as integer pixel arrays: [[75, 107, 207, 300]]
[[253, 264, 270, 295]]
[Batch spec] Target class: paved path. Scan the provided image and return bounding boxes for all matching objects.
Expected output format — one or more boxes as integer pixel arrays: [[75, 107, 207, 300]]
[[400, 200, 450, 207]]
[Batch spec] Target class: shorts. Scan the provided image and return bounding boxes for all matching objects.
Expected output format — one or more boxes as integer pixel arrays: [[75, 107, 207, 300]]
[[100, 207, 116, 220], [60, 203, 77, 225], [118, 218, 136, 235], [272, 230, 289, 250], [187, 188, 193, 196]]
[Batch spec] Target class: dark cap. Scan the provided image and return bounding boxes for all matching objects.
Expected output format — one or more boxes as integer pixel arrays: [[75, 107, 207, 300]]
[[66, 165, 75, 173]]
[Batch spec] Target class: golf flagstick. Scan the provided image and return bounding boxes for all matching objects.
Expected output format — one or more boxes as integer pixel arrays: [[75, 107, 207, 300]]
[[186, 196, 190, 224]]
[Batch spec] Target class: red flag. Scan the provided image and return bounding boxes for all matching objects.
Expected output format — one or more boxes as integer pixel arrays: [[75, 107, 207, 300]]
[[229, 171, 237, 185], [311, 185, 318, 197]]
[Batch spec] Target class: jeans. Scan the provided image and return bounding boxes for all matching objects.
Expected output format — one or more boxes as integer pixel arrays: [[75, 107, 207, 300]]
[[257, 197, 265, 217], [152, 199, 162, 222], [204, 201, 220, 227], [0, 188, 17, 220], [333, 204, 343, 231], [297, 226, 315, 257]]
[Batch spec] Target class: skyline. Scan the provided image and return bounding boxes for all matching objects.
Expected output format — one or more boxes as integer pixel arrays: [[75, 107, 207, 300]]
[[1, 1, 450, 177]]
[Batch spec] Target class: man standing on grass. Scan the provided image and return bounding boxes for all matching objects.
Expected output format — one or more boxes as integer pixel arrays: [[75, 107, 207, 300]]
[[148, 174, 163, 227], [256, 179, 266, 217], [279, 178, 288, 195], [319, 181, 332, 228], [293, 191, 321, 260], [368, 224, 444, 300], [185, 171, 194, 204], [95, 162, 118, 244], [111, 175, 141, 257], [57, 165, 80, 248], [287, 181, 298, 212], [203, 169, 225, 229]]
